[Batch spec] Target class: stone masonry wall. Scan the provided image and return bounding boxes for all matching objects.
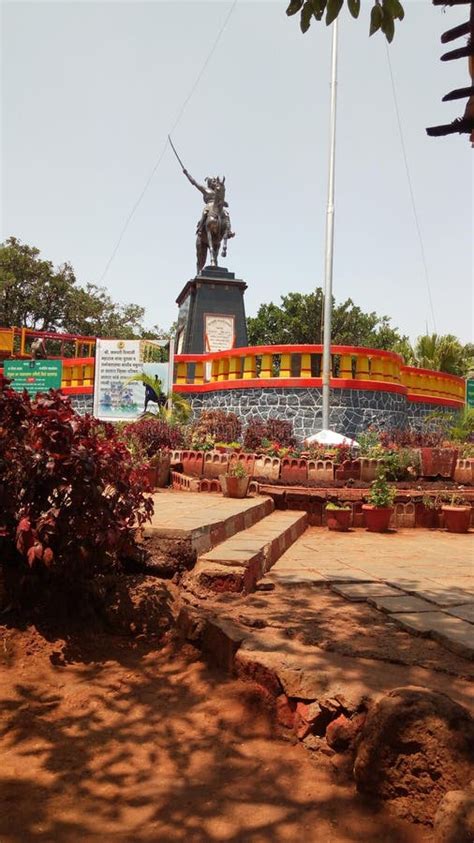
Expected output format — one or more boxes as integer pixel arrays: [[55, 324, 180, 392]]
[[68, 387, 461, 439], [69, 393, 94, 415], [406, 401, 459, 429], [178, 386, 460, 442]]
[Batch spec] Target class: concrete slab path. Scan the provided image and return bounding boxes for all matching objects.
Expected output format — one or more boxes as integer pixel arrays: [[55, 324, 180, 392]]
[[145, 490, 274, 554], [270, 527, 474, 659], [147, 490, 272, 534]]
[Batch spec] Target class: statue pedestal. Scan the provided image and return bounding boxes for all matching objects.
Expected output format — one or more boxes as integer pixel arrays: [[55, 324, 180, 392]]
[[175, 266, 248, 354]]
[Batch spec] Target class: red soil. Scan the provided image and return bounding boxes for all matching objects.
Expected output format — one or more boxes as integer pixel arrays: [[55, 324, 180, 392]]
[[0, 624, 430, 843]]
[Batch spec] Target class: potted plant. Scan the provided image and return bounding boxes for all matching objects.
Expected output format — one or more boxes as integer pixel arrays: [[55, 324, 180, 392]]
[[420, 445, 458, 479], [220, 461, 250, 499], [150, 449, 171, 488], [362, 472, 396, 532], [325, 501, 352, 532], [418, 494, 443, 528], [441, 494, 472, 534]]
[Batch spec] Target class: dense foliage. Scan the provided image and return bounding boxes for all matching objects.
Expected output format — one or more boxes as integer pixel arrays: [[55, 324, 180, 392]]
[[450, 409, 474, 444], [247, 290, 406, 351], [187, 410, 242, 449], [0, 236, 165, 340], [368, 472, 397, 508], [0, 388, 153, 583], [122, 417, 184, 459], [247, 292, 473, 377], [407, 334, 474, 377], [243, 418, 296, 452], [377, 427, 445, 449]]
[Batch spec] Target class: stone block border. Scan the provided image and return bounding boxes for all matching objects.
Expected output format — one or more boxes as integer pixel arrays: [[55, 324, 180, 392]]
[[169, 449, 473, 485]]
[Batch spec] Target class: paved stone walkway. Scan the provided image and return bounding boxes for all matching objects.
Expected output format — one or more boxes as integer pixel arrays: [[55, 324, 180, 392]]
[[145, 491, 274, 555], [270, 528, 474, 658], [148, 490, 272, 534]]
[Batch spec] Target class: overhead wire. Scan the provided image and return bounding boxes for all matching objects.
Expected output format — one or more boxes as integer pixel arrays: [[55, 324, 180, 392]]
[[385, 43, 437, 333], [99, 0, 238, 284]]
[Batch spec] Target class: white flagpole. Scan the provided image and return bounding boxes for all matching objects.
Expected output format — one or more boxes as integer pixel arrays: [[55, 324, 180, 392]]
[[321, 17, 339, 430]]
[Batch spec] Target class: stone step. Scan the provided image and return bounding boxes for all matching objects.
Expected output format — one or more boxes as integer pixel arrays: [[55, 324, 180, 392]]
[[177, 600, 474, 715], [188, 511, 308, 595], [142, 493, 274, 559], [140, 493, 275, 576]]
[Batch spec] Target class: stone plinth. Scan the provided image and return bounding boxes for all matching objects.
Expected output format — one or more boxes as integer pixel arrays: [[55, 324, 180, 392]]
[[175, 266, 248, 355]]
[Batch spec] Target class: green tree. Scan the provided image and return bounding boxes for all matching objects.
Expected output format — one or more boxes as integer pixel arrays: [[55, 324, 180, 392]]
[[62, 283, 149, 339], [247, 289, 406, 350], [0, 237, 76, 331], [411, 334, 473, 376], [0, 236, 165, 340], [286, 0, 404, 43]]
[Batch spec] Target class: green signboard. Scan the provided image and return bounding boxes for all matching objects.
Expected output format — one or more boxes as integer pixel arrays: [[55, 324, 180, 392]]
[[467, 378, 474, 409], [4, 359, 63, 395]]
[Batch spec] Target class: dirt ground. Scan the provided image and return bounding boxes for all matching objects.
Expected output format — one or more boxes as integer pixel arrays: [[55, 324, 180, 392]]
[[0, 624, 431, 843]]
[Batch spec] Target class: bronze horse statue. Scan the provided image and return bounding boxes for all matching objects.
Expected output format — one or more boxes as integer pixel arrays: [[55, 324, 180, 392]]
[[182, 170, 234, 273], [195, 177, 233, 273]]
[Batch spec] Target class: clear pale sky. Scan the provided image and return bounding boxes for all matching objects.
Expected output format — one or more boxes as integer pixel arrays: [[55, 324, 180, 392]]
[[2, 0, 473, 342]]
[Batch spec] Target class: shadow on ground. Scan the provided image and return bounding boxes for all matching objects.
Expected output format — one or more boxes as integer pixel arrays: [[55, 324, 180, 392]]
[[0, 622, 426, 843]]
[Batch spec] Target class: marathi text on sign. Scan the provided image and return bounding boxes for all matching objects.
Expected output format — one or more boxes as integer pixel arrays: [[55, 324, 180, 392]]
[[4, 359, 63, 395]]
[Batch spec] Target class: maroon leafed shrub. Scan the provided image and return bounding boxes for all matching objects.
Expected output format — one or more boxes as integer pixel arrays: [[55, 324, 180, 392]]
[[378, 427, 444, 449], [190, 409, 242, 444], [243, 419, 267, 452], [333, 443, 352, 464], [244, 417, 296, 451], [122, 417, 184, 457], [264, 418, 296, 447], [0, 388, 153, 585]]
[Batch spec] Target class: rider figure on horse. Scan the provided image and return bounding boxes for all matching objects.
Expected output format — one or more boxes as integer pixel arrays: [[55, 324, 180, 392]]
[[182, 169, 235, 242]]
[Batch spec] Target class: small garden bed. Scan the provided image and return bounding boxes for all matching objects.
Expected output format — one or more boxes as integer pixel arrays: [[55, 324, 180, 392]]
[[114, 408, 474, 490]]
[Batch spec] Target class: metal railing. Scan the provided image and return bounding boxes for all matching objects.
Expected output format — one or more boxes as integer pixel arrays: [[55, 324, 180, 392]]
[[0, 327, 96, 359]]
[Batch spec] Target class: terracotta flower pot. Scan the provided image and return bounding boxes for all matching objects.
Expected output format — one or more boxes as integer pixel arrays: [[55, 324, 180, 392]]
[[142, 466, 158, 490], [441, 505, 471, 534], [326, 508, 351, 532], [362, 504, 394, 533], [417, 505, 442, 529], [420, 447, 458, 479], [220, 474, 250, 499], [154, 453, 171, 488]]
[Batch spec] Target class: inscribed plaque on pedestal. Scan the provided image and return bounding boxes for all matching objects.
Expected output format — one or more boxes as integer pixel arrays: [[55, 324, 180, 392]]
[[204, 314, 235, 352]]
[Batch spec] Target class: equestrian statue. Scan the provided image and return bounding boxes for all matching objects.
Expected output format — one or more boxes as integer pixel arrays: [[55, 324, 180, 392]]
[[168, 136, 235, 273]]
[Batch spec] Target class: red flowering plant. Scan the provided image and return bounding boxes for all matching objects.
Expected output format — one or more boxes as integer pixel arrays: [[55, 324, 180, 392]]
[[261, 439, 284, 458], [302, 443, 328, 460], [259, 439, 301, 459], [333, 443, 352, 464], [0, 388, 153, 585]]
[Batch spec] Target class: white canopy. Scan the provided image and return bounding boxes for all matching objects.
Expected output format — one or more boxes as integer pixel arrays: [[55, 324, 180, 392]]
[[305, 429, 359, 448]]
